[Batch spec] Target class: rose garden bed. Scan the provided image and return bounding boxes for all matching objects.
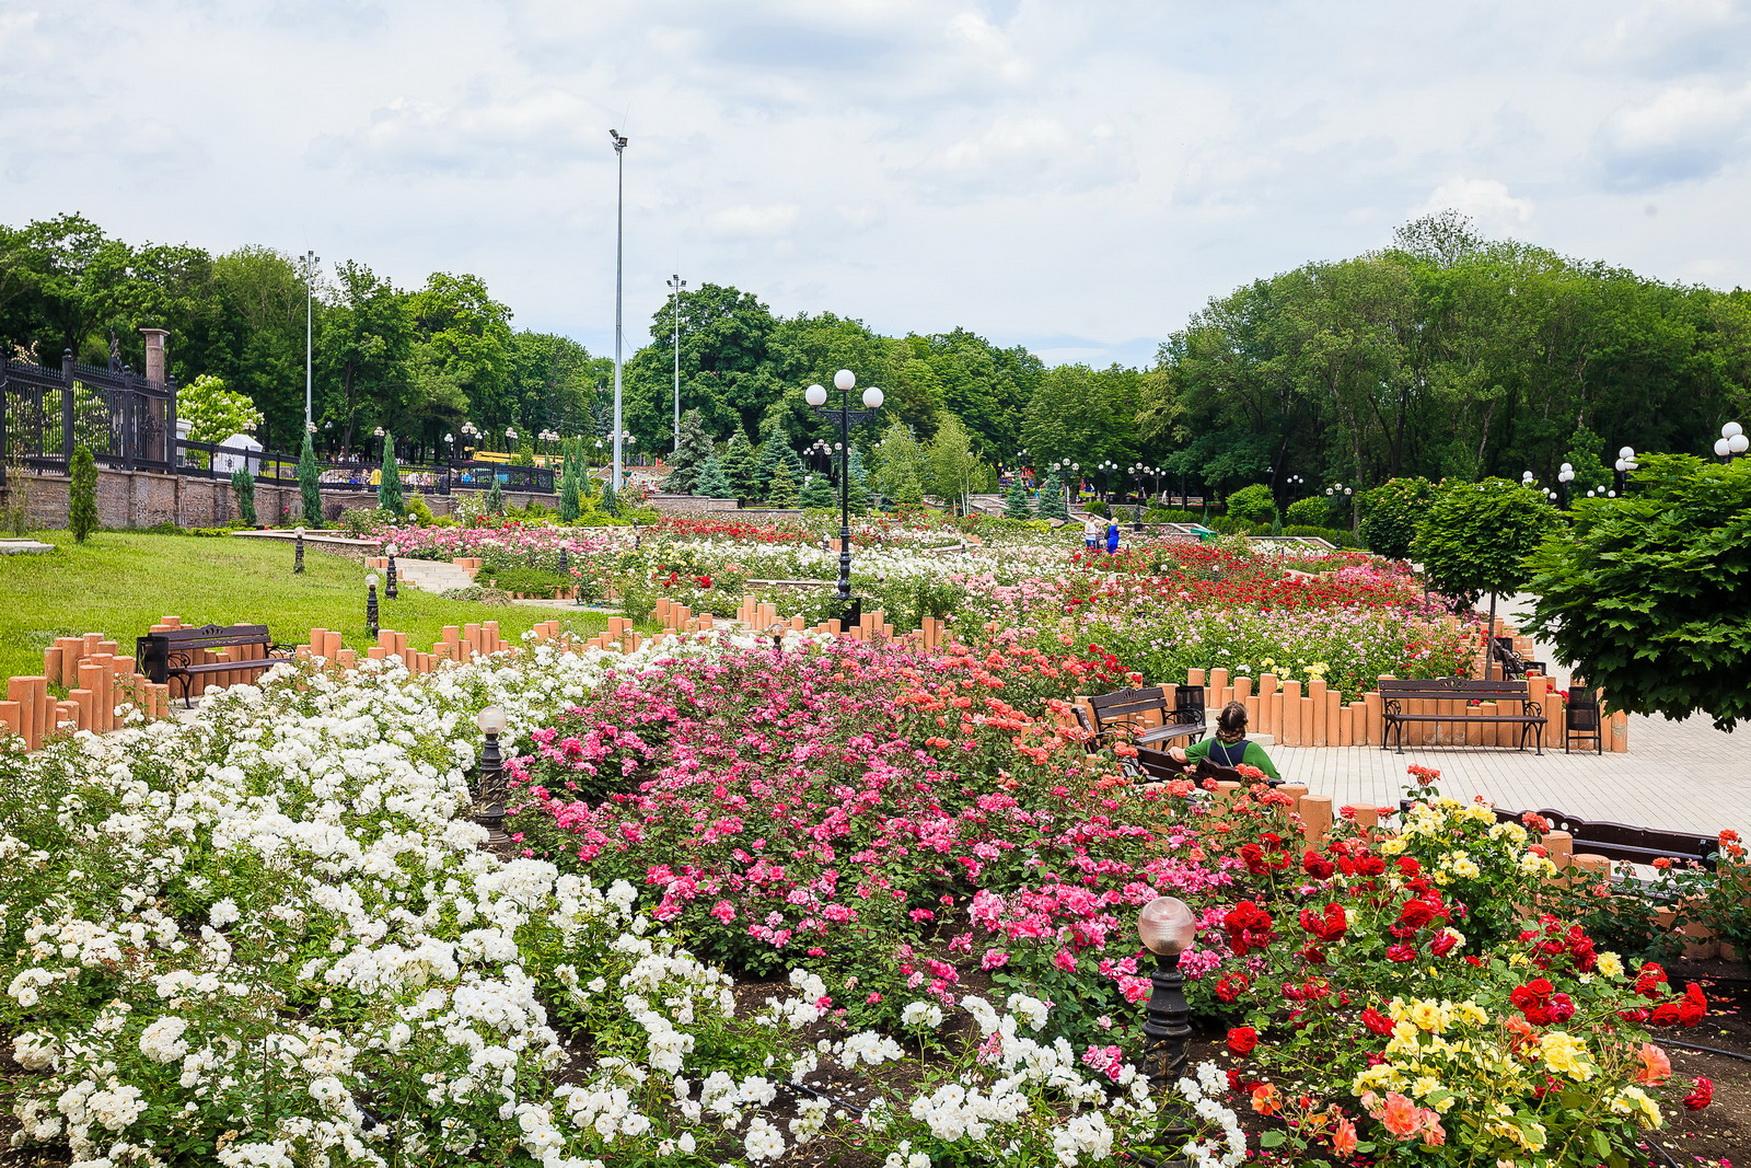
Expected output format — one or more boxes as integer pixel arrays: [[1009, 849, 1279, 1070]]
[[2, 624, 1744, 1167]]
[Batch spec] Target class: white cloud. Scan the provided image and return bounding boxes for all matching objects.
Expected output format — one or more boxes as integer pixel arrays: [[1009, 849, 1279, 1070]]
[[1412, 178, 1535, 234], [706, 204, 801, 238], [1596, 82, 1751, 188], [1, 1, 1749, 371]]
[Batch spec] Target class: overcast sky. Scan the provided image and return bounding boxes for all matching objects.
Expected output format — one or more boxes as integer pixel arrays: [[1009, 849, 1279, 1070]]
[[3, 0, 1748, 367]]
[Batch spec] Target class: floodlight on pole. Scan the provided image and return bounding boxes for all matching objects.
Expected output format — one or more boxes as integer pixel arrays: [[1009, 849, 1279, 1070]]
[[610, 128, 629, 492]]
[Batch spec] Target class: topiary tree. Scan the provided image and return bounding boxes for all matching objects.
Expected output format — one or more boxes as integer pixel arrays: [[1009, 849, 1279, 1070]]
[[765, 461, 800, 508], [1412, 477, 1559, 669], [377, 431, 404, 515], [798, 470, 834, 510], [298, 432, 324, 528], [1225, 483, 1277, 526], [847, 446, 871, 514], [1284, 496, 1332, 527], [559, 465, 582, 521], [231, 467, 257, 526], [486, 475, 506, 516], [69, 444, 98, 542], [1358, 476, 1435, 559], [1036, 468, 1069, 520], [1525, 454, 1751, 729], [1004, 477, 1034, 519], [722, 431, 760, 504], [667, 409, 715, 495], [694, 454, 733, 500]]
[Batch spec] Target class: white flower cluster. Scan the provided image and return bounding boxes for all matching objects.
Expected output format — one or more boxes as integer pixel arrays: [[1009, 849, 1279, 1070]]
[[0, 633, 1241, 1168]]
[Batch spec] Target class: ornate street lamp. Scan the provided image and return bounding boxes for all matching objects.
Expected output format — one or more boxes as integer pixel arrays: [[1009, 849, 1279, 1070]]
[[365, 572, 380, 638], [1613, 445, 1638, 494], [385, 543, 399, 600], [1716, 421, 1747, 462], [293, 525, 305, 574], [805, 370, 883, 621], [1137, 897, 1197, 1087], [473, 706, 509, 847]]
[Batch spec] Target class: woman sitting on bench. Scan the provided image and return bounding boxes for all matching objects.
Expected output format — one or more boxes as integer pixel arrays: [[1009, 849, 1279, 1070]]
[[1168, 701, 1280, 781]]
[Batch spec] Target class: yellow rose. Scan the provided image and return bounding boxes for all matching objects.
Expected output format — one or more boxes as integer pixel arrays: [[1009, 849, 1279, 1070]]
[[1539, 1032, 1593, 1081], [1379, 838, 1407, 856], [1596, 952, 1624, 979]]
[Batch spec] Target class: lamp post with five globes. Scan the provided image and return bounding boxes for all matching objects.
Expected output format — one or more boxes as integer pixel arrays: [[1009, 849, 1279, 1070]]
[[805, 370, 884, 616]]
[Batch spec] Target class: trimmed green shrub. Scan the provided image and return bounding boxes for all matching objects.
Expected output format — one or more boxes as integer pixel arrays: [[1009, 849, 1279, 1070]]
[[230, 468, 257, 526], [1225, 483, 1277, 525], [69, 445, 98, 542], [297, 432, 323, 527], [1359, 476, 1435, 559], [378, 432, 404, 515], [1284, 496, 1332, 527]]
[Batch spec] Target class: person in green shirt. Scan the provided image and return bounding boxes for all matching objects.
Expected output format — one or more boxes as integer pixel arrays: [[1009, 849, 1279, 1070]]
[[1168, 701, 1281, 781]]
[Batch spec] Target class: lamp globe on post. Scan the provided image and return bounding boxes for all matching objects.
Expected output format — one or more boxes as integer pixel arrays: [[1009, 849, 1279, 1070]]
[[1137, 896, 1198, 1087], [1720, 421, 1747, 461], [385, 542, 399, 599], [474, 705, 510, 847], [293, 525, 306, 574], [805, 371, 880, 625]]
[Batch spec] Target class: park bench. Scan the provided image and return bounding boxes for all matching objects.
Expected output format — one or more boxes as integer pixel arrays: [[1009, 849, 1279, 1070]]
[[1083, 685, 1207, 751], [1488, 636, 1547, 681], [135, 624, 293, 707], [1379, 677, 1546, 755]]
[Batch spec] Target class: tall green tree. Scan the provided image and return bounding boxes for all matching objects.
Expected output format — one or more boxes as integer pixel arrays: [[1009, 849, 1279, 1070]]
[[1036, 468, 1069, 521], [925, 415, 984, 514], [1412, 478, 1558, 657], [315, 262, 413, 453], [721, 431, 761, 504], [694, 454, 733, 500], [1004, 477, 1034, 519]]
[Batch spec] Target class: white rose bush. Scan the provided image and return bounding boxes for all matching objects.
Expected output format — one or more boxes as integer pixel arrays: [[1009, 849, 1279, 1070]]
[[0, 641, 1235, 1167]]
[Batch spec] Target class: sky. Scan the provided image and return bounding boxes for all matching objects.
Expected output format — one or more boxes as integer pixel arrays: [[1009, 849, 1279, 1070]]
[[2, 0, 1749, 368]]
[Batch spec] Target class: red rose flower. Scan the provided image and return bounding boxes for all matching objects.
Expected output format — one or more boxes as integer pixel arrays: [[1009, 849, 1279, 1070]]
[[1227, 1026, 1259, 1055], [1360, 1006, 1395, 1036], [1683, 1077, 1713, 1111], [1385, 943, 1417, 963]]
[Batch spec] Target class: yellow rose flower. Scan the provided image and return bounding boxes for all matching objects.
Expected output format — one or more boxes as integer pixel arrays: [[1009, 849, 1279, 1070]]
[[1610, 1086, 1663, 1130], [1539, 1032, 1593, 1081], [1596, 952, 1624, 979]]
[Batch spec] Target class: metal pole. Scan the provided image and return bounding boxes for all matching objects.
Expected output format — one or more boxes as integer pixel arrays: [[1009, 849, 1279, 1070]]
[[304, 250, 316, 432], [839, 389, 852, 602], [611, 131, 627, 492], [670, 274, 683, 452]]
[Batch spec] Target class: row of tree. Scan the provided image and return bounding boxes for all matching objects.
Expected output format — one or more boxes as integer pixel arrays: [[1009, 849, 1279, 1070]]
[[5, 211, 1748, 499]]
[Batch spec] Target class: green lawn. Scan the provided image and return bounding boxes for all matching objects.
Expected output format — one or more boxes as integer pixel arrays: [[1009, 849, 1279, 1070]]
[[0, 531, 617, 682]]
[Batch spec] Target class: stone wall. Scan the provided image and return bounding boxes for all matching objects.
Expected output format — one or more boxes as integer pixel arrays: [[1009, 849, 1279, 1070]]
[[2, 468, 558, 531]]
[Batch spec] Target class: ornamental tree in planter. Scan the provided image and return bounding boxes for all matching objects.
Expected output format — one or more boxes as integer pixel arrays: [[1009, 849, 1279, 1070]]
[[1526, 454, 1751, 729], [1412, 477, 1557, 670]]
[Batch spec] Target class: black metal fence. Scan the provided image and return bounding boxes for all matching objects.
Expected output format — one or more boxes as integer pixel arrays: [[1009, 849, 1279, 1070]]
[[171, 440, 555, 496], [0, 350, 174, 481]]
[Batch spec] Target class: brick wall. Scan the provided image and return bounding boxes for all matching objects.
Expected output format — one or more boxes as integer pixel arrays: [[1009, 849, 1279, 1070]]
[[2, 469, 560, 531]]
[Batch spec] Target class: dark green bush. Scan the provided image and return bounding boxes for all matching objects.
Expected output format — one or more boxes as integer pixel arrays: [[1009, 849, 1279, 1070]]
[[1284, 496, 1332, 527], [1225, 483, 1277, 526]]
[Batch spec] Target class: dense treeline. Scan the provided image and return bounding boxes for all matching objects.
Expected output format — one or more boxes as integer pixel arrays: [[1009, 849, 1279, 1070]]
[[3, 211, 1747, 495], [1149, 213, 1751, 495]]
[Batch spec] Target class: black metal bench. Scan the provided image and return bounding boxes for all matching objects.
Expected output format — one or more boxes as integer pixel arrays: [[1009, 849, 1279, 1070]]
[[1084, 685, 1207, 750], [1398, 800, 1718, 871], [135, 624, 293, 707], [1489, 636, 1547, 681], [1379, 677, 1546, 755]]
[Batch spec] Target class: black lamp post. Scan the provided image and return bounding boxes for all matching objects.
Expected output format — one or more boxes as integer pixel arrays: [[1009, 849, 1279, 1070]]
[[805, 370, 884, 621], [293, 525, 305, 574], [1613, 446, 1638, 494], [366, 572, 380, 638], [385, 543, 399, 600], [473, 705, 509, 847]]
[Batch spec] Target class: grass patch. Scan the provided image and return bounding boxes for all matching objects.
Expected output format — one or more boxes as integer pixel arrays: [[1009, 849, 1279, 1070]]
[[0, 531, 620, 681]]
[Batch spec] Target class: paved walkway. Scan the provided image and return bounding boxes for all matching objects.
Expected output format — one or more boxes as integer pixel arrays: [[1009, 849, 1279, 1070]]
[[393, 558, 474, 593], [1271, 595, 1744, 836]]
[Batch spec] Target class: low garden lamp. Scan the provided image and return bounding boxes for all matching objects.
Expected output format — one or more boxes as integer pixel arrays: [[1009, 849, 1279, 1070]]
[[1613, 446, 1638, 494], [293, 526, 306, 574], [384, 543, 399, 599], [1137, 896, 1198, 1087], [474, 705, 510, 846], [365, 572, 380, 638]]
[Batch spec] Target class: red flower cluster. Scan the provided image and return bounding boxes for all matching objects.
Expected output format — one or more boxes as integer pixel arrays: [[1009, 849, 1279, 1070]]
[[1509, 977, 1577, 1025], [1224, 901, 1276, 956], [1299, 903, 1348, 944]]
